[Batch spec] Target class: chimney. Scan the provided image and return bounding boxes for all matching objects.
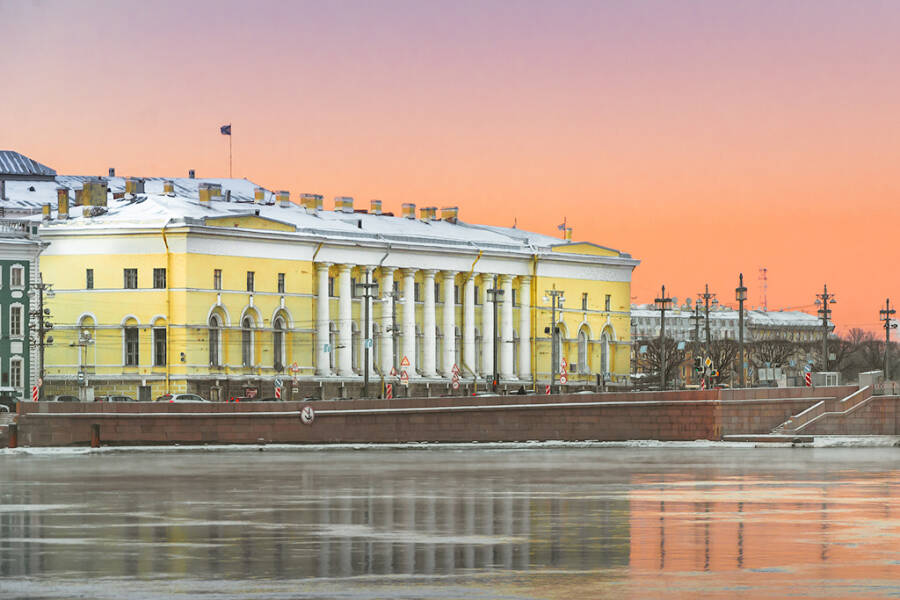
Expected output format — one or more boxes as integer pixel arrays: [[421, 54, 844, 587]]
[[125, 177, 145, 195], [254, 188, 266, 203], [82, 178, 108, 206], [334, 196, 354, 213], [188, 169, 196, 179], [301, 193, 323, 211], [0, 180, 5, 200], [277, 190, 291, 207], [198, 182, 212, 204], [402, 203, 416, 219], [42, 203, 51, 220], [57, 187, 69, 219], [420, 206, 438, 220], [108, 167, 116, 177], [370, 199, 383, 215], [209, 183, 223, 200], [441, 206, 459, 222], [163, 180, 175, 196]]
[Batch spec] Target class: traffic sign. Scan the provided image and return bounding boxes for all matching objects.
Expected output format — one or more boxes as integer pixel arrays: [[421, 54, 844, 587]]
[[545, 384, 551, 395], [290, 362, 300, 373], [400, 370, 409, 385], [451, 380, 460, 390], [274, 386, 282, 400], [451, 363, 460, 375], [705, 357, 712, 368], [559, 374, 568, 385], [300, 405, 315, 425], [805, 372, 812, 387], [365, 338, 373, 348], [324, 343, 332, 353], [804, 364, 812, 373], [561, 357, 568, 369], [390, 367, 398, 377], [400, 356, 410, 367], [386, 383, 393, 399], [274, 376, 283, 388], [31, 386, 38, 402]]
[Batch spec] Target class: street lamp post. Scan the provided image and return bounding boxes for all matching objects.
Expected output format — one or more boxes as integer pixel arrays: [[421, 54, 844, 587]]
[[546, 289, 565, 393], [816, 285, 835, 371], [735, 273, 747, 388], [354, 271, 378, 398], [880, 298, 896, 380], [486, 276, 504, 393], [654, 285, 673, 390], [699, 284, 716, 387]]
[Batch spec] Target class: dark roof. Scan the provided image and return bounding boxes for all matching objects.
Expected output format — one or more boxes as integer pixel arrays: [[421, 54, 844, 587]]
[[0, 151, 57, 177]]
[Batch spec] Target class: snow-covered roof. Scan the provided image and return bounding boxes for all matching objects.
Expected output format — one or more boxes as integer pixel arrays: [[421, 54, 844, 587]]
[[630, 304, 826, 328], [0, 150, 56, 178]]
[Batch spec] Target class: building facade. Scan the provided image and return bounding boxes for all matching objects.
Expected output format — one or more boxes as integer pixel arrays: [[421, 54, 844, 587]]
[[8, 157, 639, 400], [0, 219, 44, 404]]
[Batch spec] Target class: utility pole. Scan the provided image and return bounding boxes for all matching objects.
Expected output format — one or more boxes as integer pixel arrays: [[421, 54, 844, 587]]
[[486, 276, 504, 393], [816, 284, 835, 371], [698, 284, 716, 387], [655, 286, 673, 390], [30, 279, 54, 400], [880, 298, 896, 380], [546, 289, 565, 393], [690, 302, 702, 385], [735, 273, 747, 388], [354, 271, 378, 398]]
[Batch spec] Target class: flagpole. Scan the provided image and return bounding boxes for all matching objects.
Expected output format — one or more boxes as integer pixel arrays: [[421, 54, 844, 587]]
[[229, 133, 232, 178]]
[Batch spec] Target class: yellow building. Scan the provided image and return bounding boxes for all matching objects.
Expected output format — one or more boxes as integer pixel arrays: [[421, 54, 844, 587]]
[[31, 175, 639, 400]]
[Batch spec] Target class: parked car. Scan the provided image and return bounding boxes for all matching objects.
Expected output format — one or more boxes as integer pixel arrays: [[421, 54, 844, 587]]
[[0, 403, 9, 413], [97, 395, 136, 402], [50, 395, 80, 402], [156, 393, 210, 403]]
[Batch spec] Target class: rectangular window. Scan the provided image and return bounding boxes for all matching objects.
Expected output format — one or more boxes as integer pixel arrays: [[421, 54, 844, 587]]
[[213, 269, 222, 290], [329, 276, 336, 297], [582, 292, 588, 310], [246, 271, 255, 292], [124, 268, 138, 289], [153, 328, 166, 366], [9, 305, 22, 337], [475, 285, 481, 305], [153, 268, 166, 289], [605, 294, 611, 311], [277, 273, 285, 294], [10, 359, 22, 388], [414, 282, 421, 302], [454, 284, 460, 305], [10, 265, 24, 288], [125, 327, 139, 366], [86, 268, 94, 289]]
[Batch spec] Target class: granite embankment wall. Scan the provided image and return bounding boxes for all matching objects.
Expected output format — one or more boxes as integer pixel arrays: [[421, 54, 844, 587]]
[[5, 386, 858, 447], [800, 395, 899, 435]]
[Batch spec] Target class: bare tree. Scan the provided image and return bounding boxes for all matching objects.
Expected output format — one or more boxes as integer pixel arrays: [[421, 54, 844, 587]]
[[708, 339, 740, 384], [636, 337, 687, 388], [749, 339, 799, 369]]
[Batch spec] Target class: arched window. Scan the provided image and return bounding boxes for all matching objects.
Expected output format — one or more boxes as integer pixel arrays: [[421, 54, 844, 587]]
[[578, 328, 589, 374], [209, 314, 221, 366], [600, 330, 611, 375], [241, 316, 254, 366], [273, 315, 285, 370]]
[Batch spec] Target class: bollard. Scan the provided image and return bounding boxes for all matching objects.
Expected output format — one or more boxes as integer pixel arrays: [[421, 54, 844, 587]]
[[90, 423, 100, 448], [8, 423, 17, 449]]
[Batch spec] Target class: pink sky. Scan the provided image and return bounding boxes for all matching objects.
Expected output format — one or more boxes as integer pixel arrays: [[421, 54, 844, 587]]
[[2, 0, 898, 332]]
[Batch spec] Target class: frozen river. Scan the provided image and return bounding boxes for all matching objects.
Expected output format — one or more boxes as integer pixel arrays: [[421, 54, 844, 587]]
[[1, 444, 899, 599]]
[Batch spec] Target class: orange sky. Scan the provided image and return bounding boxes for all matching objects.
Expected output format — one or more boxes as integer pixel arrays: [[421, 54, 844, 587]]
[[2, 0, 898, 333]]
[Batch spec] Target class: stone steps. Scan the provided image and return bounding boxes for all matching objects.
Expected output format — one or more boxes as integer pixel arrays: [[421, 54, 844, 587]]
[[773, 386, 872, 435]]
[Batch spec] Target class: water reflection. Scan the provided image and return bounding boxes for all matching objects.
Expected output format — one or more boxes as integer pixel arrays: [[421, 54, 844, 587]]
[[1, 448, 898, 599]]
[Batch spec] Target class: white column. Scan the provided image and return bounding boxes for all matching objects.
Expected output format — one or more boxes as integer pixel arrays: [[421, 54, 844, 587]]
[[337, 264, 353, 376], [442, 271, 457, 376], [402, 268, 417, 378], [422, 270, 438, 377], [481, 277, 494, 377], [463, 274, 475, 378], [365, 266, 375, 376], [379, 267, 395, 374], [499, 274, 515, 380], [315, 262, 332, 376], [518, 276, 531, 380]]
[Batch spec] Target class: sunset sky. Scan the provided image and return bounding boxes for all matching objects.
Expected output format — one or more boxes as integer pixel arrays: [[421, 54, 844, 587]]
[[2, 0, 898, 333]]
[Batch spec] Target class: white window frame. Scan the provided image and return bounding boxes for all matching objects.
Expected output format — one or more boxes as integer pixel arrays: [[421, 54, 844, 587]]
[[10, 357, 23, 389], [9, 303, 24, 338], [10, 264, 25, 289]]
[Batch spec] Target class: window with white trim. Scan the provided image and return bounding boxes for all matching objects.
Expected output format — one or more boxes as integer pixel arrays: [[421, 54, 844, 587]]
[[10, 265, 24, 288], [10, 358, 23, 388], [9, 305, 23, 337]]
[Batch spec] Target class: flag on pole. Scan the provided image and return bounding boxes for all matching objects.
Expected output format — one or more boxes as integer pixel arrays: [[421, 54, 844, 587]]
[[220, 124, 231, 135]]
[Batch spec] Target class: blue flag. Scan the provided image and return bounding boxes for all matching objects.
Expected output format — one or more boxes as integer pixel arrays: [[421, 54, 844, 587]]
[[220, 124, 231, 136]]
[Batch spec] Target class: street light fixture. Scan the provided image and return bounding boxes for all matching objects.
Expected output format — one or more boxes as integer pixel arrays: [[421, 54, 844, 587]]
[[735, 273, 747, 388], [654, 285, 673, 390], [880, 298, 897, 380], [545, 289, 565, 393]]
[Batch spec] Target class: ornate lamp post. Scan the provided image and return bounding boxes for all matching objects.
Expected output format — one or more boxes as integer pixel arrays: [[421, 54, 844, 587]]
[[735, 273, 747, 388], [654, 285, 673, 390]]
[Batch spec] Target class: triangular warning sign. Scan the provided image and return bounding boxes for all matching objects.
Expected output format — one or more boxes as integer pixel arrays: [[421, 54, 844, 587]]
[[390, 367, 398, 377], [451, 363, 460, 375], [400, 356, 410, 367]]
